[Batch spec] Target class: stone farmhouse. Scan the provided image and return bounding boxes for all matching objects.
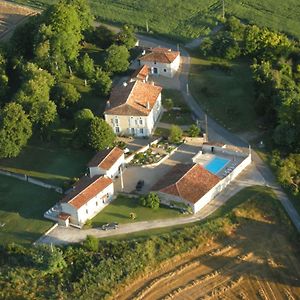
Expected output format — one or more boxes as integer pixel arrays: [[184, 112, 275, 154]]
[[139, 47, 180, 78], [104, 80, 163, 137]]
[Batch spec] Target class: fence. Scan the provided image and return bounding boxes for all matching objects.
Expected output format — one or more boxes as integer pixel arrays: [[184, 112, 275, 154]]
[[0, 168, 63, 194]]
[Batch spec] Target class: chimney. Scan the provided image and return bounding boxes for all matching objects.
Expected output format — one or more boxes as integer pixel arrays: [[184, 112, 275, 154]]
[[106, 100, 111, 109], [123, 82, 128, 87], [146, 101, 150, 109]]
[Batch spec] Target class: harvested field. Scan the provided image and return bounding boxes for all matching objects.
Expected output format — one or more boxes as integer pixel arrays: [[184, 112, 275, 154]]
[[0, 0, 37, 40], [116, 210, 300, 300]]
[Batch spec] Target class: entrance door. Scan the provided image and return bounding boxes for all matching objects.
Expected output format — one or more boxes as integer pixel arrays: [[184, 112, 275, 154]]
[[153, 67, 158, 74]]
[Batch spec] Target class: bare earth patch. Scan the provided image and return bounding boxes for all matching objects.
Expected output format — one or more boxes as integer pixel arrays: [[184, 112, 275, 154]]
[[115, 220, 300, 300], [0, 1, 38, 40]]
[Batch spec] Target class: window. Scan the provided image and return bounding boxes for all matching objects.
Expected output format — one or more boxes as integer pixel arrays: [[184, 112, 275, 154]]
[[154, 61, 156, 64], [164, 69, 167, 72], [139, 128, 144, 134], [96, 201, 98, 206], [86, 209, 88, 214], [114, 117, 119, 124], [106, 193, 109, 198], [139, 118, 143, 125], [131, 128, 135, 134], [115, 127, 120, 133]]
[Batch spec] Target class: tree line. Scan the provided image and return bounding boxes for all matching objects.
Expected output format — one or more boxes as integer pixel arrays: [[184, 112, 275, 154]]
[[0, 0, 137, 158], [200, 17, 300, 198]]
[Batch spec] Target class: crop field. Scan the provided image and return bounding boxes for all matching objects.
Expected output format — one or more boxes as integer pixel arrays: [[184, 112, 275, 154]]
[[9, 0, 300, 41], [116, 197, 300, 300], [0, 0, 37, 40]]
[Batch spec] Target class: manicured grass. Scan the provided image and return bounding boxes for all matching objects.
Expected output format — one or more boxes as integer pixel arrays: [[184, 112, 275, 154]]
[[161, 89, 193, 126], [0, 141, 92, 186], [90, 195, 184, 227], [0, 174, 60, 245], [189, 55, 258, 132], [102, 185, 290, 241]]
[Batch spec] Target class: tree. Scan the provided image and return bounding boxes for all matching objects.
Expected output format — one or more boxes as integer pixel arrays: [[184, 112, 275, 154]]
[[29, 100, 57, 134], [51, 82, 81, 112], [0, 52, 8, 99], [163, 98, 174, 111], [88, 117, 116, 151], [129, 212, 137, 220], [32, 245, 66, 274], [168, 125, 183, 143], [79, 53, 95, 79], [92, 68, 112, 96], [0, 103, 32, 158], [73, 108, 94, 147], [105, 45, 130, 74], [116, 24, 137, 49], [83, 235, 99, 252], [140, 192, 160, 209], [277, 154, 300, 195], [88, 25, 114, 49], [199, 37, 213, 57], [188, 124, 200, 137]]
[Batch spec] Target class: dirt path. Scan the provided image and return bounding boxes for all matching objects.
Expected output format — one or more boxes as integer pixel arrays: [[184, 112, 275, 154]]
[[115, 220, 300, 300]]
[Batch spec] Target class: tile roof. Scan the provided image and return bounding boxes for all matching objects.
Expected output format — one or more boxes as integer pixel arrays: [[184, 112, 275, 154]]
[[58, 212, 71, 220], [87, 147, 124, 170], [152, 164, 220, 204], [139, 48, 180, 64], [61, 176, 113, 209], [131, 65, 149, 81], [105, 80, 162, 116]]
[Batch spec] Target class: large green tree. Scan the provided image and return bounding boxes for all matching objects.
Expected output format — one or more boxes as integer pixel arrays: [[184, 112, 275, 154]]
[[0, 103, 32, 158], [73, 108, 94, 147], [88, 117, 115, 151], [92, 68, 112, 96], [105, 45, 130, 74], [116, 24, 137, 49]]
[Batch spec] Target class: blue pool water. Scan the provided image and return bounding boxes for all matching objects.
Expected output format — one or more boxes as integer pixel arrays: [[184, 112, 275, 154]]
[[205, 157, 230, 174]]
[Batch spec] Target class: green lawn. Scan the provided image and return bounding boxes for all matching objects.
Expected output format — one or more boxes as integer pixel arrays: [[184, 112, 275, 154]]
[[189, 55, 258, 132], [101, 186, 289, 241], [0, 175, 60, 245], [0, 141, 92, 186], [161, 89, 193, 126], [89, 195, 184, 227], [12, 0, 300, 41]]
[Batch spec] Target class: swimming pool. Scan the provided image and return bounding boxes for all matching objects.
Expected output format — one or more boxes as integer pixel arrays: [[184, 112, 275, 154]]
[[205, 157, 230, 174]]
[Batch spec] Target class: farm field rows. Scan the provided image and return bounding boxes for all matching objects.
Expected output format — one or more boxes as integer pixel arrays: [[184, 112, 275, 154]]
[[0, 0, 37, 40], [116, 215, 300, 300], [8, 0, 300, 40]]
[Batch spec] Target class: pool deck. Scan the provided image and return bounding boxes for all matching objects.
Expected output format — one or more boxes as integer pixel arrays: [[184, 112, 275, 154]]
[[193, 152, 244, 179]]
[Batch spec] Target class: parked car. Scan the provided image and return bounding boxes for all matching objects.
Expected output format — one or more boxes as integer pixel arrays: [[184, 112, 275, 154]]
[[102, 222, 119, 230], [136, 180, 145, 191], [179, 208, 189, 215]]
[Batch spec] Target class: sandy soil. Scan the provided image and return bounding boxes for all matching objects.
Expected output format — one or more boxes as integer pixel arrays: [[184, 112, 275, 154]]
[[0, 1, 38, 40], [115, 220, 300, 300]]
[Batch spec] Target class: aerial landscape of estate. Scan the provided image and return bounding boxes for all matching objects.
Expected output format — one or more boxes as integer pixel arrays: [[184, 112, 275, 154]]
[[0, 0, 300, 299]]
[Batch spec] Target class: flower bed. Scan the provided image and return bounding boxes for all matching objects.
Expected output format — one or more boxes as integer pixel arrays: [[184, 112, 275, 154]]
[[131, 148, 166, 166]]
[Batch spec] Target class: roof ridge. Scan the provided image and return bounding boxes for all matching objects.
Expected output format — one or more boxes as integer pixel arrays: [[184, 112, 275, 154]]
[[97, 147, 115, 167], [126, 80, 139, 104], [69, 176, 105, 206]]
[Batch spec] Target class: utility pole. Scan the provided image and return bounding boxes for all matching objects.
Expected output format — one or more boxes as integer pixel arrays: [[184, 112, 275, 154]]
[[146, 20, 149, 32], [120, 166, 124, 191], [205, 114, 208, 142], [222, 0, 225, 20]]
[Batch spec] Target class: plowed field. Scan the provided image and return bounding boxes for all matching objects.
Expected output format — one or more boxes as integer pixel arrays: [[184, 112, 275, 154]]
[[0, 1, 37, 40], [116, 214, 300, 300]]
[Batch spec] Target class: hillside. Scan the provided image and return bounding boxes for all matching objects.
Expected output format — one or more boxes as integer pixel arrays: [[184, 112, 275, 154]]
[[9, 0, 300, 41]]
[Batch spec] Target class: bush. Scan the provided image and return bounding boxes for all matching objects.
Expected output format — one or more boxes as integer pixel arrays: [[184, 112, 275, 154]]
[[83, 235, 99, 252], [168, 125, 182, 143], [140, 192, 160, 209], [188, 124, 200, 137]]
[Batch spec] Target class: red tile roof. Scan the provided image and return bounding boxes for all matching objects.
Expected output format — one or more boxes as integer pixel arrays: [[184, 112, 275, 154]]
[[105, 80, 162, 116], [152, 164, 220, 204], [140, 48, 180, 64], [87, 147, 124, 170], [58, 212, 71, 220], [61, 176, 113, 209], [131, 65, 149, 81]]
